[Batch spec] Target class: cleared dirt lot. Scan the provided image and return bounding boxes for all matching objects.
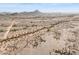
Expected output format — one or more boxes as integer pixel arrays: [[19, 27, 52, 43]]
[[0, 13, 79, 55]]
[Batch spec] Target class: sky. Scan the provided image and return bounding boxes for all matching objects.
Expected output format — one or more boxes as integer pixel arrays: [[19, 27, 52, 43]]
[[0, 3, 79, 12]]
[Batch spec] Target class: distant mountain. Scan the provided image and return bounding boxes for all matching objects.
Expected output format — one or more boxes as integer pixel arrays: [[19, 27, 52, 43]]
[[0, 10, 79, 17], [6, 10, 42, 16], [19, 10, 42, 16], [29, 10, 41, 14]]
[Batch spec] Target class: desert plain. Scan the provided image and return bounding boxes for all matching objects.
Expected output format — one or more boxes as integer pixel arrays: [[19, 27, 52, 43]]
[[0, 10, 79, 55]]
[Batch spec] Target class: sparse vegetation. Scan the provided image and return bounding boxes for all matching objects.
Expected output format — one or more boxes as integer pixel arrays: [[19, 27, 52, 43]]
[[0, 12, 79, 55], [0, 29, 4, 32]]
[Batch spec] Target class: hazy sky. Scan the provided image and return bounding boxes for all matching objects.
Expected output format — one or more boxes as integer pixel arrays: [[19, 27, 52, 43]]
[[0, 3, 79, 12]]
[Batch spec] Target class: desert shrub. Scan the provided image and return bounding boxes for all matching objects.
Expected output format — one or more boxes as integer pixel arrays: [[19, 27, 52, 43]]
[[28, 36, 46, 48], [23, 27, 27, 29], [11, 29, 17, 31], [32, 24, 37, 27], [49, 49, 73, 55], [53, 31, 61, 40], [0, 24, 8, 27], [13, 24, 17, 27], [0, 29, 4, 32]]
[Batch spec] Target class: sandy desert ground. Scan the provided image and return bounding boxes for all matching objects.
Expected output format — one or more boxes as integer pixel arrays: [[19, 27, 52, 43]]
[[0, 11, 79, 55]]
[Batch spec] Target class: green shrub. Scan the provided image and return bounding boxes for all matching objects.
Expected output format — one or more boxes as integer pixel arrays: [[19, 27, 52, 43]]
[[0, 29, 4, 32]]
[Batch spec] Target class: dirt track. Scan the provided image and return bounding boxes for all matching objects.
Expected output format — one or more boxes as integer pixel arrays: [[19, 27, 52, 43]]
[[0, 15, 79, 55]]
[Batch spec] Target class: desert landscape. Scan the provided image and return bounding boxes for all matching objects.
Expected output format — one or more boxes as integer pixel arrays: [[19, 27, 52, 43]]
[[0, 10, 79, 55]]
